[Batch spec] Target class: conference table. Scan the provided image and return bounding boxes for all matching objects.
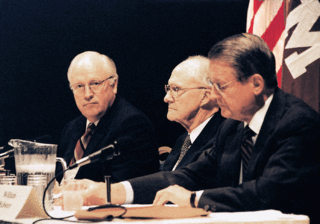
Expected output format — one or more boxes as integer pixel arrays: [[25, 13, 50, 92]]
[[0, 178, 311, 224], [8, 205, 310, 224]]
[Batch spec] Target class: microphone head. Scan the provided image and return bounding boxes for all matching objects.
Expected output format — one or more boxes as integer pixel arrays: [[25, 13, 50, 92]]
[[99, 136, 134, 161], [6, 149, 14, 157], [0, 146, 14, 158], [72, 136, 136, 168]]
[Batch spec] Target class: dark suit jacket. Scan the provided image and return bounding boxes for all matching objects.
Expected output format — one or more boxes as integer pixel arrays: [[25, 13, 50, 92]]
[[162, 111, 225, 171], [56, 95, 159, 183], [129, 88, 320, 223]]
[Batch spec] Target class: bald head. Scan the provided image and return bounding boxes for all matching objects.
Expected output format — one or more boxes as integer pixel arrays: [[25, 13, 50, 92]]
[[172, 55, 210, 86], [68, 51, 118, 83]]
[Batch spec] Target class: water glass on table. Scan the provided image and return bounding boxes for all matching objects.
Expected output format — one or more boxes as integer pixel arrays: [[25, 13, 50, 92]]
[[27, 174, 47, 208], [62, 179, 84, 211], [0, 174, 17, 185]]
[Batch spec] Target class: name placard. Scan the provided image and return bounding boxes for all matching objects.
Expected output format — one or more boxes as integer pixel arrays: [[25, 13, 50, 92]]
[[0, 185, 47, 221]]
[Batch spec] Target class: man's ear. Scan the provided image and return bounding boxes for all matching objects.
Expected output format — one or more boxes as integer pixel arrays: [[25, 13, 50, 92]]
[[111, 78, 118, 94], [251, 74, 264, 95], [200, 89, 211, 107]]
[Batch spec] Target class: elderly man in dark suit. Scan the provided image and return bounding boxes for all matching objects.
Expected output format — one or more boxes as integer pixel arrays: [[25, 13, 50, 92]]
[[56, 51, 159, 183], [161, 56, 225, 171], [59, 34, 320, 223]]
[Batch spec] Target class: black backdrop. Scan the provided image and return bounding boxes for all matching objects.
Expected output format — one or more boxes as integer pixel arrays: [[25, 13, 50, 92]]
[[0, 0, 248, 148]]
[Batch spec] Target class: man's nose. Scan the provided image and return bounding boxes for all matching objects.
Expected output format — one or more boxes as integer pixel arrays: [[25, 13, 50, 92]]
[[84, 85, 94, 99], [164, 91, 174, 103]]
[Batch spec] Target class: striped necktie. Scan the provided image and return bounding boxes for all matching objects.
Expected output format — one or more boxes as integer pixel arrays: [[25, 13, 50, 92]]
[[70, 123, 96, 165], [241, 126, 256, 173]]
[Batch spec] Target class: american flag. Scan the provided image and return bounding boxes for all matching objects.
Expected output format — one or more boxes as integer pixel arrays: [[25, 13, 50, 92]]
[[246, 0, 287, 87], [282, 0, 320, 112]]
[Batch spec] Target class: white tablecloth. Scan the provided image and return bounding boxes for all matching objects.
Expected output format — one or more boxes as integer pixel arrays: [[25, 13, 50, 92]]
[[6, 206, 309, 224]]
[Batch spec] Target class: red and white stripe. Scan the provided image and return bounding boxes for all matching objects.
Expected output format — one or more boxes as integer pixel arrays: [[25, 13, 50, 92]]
[[246, 0, 286, 87]]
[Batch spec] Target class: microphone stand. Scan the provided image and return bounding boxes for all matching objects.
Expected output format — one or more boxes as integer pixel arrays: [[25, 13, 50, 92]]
[[105, 175, 111, 204], [85, 156, 127, 218], [43, 141, 123, 220]]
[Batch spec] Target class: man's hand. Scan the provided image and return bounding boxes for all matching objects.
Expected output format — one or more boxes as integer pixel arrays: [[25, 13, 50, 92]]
[[54, 179, 106, 208], [53, 179, 127, 209], [153, 185, 194, 207]]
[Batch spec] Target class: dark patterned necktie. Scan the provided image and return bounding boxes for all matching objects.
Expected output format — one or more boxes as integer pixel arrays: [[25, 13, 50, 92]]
[[70, 123, 96, 165], [174, 134, 191, 169], [241, 126, 256, 173]]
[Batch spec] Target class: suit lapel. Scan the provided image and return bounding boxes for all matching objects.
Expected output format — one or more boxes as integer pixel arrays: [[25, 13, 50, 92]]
[[75, 117, 87, 139], [84, 115, 112, 157], [177, 113, 224, 169], [192, 113, 223, 149], [218, 121, 243, 187], [163, 133, 187, 171], [82, 97, 120, 157], [64, 117, 86, 165], [246, 88, 285, 179]]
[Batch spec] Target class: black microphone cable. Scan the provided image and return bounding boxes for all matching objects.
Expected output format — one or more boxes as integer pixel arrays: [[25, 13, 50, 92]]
[[38, 168, 126, 223], [38, 138, 129, 222], [36, 167, 126, 223], [42, 168, 73, 220]]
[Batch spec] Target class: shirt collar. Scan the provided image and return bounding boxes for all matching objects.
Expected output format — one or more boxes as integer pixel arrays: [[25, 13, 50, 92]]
[[244, 94, 274, 136], [86, 120, 99, 130], [189, 115, 214, 143]]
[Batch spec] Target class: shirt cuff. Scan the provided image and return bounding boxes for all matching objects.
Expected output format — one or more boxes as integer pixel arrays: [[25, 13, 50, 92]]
[[121, 181, 134, 204], [196, 190, 204, 206]]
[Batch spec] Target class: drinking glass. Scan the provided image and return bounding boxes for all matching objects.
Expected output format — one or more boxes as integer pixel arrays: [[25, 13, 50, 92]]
[[27, 174, 47, 208]]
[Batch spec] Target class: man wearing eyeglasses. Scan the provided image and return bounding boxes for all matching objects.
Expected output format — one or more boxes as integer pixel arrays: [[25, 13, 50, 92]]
[[55, 51, 159, 183], [161, 56, 225, 171], [58, 35, 319, 223]]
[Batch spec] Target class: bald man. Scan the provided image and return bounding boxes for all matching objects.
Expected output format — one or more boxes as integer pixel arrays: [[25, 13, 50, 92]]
[[162, 56, 225, 171], [56, 51, 159, 183]]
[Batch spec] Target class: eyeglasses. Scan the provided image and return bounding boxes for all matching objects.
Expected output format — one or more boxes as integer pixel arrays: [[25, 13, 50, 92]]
[[70, 76, 115, 95], [213, 80, 236, 95], [165, 84, 207, 98]]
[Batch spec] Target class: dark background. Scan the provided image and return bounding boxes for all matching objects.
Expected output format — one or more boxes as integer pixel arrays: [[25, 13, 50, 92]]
[[0, 0, 248, 148]]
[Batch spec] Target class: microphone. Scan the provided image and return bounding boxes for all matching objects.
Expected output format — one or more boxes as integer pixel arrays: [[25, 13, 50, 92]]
[[0, 149, 14, 159], [68, 136, 132, 170], [0, 140, 14, 159]]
